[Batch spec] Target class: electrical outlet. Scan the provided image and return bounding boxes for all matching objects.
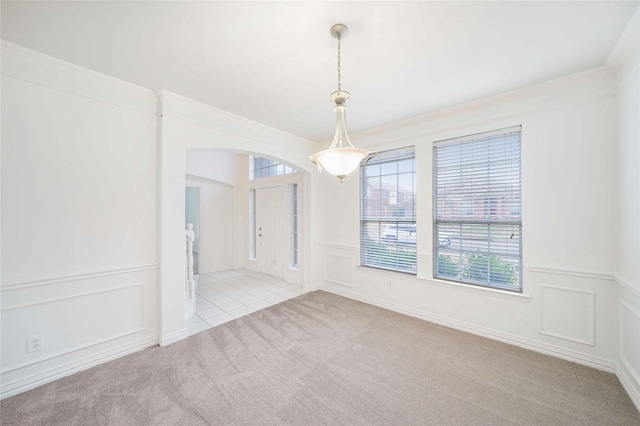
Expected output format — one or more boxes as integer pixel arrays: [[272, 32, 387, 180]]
[[27, 335, 44, 353]]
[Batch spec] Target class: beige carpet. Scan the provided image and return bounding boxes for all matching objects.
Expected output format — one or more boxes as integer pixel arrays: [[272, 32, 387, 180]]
[[2, 290, 639, 425]]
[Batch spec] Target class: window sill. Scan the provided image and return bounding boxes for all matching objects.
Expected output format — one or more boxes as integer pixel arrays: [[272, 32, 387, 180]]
[[356, 264, 530, 302], [427, 276, 530, 301], [358, 264, 417, 277]]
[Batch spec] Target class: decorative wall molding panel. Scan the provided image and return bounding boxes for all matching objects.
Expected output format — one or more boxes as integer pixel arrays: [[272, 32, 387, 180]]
[[1, 283, 147, 371], [1, 282, 144, 313], [2, 324, 146, 376], [526, 265, 613, 281], [323, 254, 354, 288], [615, 275, 640, 297], [539, 285, 595, 346], [1, 264, 159, 291], [619, 300, 640, 384], [618, 297, 640, 412]]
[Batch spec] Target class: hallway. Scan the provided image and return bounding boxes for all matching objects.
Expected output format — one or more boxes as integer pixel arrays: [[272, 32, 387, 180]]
[[187, 269, 306, 336]]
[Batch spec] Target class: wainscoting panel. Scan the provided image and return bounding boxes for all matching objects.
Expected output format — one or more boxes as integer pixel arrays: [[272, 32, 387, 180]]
[[323, 254, 355, 288], [619, 300, 640, 385], [0, 267, 158, 399], [1, 283, 144, 372], [539, 285, 595, 345], [617, 283, 640, 412]]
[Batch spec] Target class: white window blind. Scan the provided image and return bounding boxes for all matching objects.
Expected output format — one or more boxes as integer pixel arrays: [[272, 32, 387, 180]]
[[360, 147, 416, 274], [433, 127, 522, 291]]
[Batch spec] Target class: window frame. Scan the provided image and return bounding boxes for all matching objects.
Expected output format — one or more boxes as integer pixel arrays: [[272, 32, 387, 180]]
[[250, 155, 295, 180], [360, 146, 417, 275], [432, 126, 523, 292]]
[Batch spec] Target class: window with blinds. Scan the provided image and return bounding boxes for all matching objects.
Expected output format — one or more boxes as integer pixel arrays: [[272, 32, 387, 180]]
[[433, 127, 522, 292], [360, 147, 416, 274]]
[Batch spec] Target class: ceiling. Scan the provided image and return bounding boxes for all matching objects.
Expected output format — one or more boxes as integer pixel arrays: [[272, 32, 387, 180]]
[[2, 1, 638, 142]]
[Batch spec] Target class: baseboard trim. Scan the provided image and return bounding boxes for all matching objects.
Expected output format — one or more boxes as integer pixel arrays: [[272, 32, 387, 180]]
[[617, 361, 640, 413], [303, 283, 322, 292], [321, 283, 616, 373], [159, 328, 187, 347], [0, 335, 158, 400]]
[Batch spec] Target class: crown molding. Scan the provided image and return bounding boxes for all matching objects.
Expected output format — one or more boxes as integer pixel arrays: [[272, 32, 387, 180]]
[[0, 40, 154, 98], [1, 40, 157, 116], [349, 66, 614, 144], [160, 90, 315, 152], [606, 7, 640, 72]]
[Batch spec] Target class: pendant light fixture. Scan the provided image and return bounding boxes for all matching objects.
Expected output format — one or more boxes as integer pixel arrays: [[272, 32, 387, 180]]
[[310, 23, 374, 182]]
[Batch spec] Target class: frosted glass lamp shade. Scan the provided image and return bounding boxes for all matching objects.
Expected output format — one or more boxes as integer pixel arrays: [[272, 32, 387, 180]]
[[310, 147, 369, 180]]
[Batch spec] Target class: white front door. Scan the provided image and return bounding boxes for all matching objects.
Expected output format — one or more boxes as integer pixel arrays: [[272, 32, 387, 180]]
[[256, 186, 286, 277]]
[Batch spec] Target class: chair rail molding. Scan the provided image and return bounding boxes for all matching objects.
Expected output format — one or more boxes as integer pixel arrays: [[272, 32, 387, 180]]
[[1, 264, 160, 291]]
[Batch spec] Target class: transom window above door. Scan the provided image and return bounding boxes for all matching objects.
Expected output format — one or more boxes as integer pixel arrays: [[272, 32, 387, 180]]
[[250, 156, 297, 179]]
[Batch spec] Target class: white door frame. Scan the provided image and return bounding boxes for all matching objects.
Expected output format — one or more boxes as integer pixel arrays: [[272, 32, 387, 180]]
[[248, 173, 304, 284], [158, 91, 316, 346]]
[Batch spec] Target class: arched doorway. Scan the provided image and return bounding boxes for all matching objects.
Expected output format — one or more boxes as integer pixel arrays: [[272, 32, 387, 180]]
[[158, 91, 317, 345]]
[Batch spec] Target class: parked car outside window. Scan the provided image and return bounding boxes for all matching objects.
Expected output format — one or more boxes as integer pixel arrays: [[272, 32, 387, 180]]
[[380, 224, 451, 247]]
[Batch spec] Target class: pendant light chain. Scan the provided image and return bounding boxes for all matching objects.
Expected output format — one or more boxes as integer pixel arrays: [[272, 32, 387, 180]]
[[337, 34, 342, 92], [310, 23, 375, 182]]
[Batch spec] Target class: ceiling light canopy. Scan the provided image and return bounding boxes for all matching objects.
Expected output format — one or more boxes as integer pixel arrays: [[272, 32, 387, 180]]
[[310, 23, 375, 182]]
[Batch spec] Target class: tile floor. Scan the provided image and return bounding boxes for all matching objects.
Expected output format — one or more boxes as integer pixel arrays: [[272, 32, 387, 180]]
[[187, 269, 306, 336]]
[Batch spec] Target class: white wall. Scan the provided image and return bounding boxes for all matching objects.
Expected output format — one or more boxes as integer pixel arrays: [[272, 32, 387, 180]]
[[186, 149, 246, 273], [0, 42, 159, 398], [185, 150, 252, 272], [186, 150, 239, 186], [614, 11, 640, 410], [0, 42, 318, 398], [184, 174, 234, 273], [316, 67, 622, 372]]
